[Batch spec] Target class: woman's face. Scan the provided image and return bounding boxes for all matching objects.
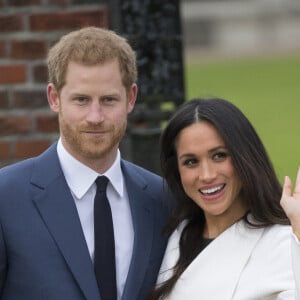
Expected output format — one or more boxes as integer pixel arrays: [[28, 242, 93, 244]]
[[176, 121, 246, 224]]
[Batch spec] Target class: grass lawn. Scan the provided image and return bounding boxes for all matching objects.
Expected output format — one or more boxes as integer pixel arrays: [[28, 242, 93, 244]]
[[185, 53, 300, 183]]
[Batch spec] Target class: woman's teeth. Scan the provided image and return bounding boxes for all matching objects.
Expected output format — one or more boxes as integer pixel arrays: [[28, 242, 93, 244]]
[[200, 184, 225, 195]]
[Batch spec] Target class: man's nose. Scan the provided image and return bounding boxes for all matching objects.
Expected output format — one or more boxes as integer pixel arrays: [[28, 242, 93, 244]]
[[86, 101, 105, 124]]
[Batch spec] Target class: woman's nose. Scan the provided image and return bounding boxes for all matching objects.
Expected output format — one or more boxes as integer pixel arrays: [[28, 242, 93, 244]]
[[199, 161, 217, 182]]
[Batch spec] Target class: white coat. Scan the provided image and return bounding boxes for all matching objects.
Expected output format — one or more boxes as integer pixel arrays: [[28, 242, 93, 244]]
[[158, 219, 298, 300], [292, 233, 300, 299]]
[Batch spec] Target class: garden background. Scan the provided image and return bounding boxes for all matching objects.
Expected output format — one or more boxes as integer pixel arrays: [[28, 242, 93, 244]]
[[185, 53, 300, 183], [182, 0, 300, 183]]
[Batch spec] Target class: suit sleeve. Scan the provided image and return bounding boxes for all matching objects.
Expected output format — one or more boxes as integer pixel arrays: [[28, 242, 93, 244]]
[[0, 221, 7, 295]]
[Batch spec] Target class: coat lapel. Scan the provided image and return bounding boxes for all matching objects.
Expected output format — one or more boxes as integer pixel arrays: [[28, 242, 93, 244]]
[[30, 144, 100, 300], [167, 220, 265, 300], [121, 161, 154, 300]]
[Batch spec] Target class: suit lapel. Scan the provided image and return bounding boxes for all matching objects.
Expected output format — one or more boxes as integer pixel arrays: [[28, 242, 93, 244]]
[[121, 161, 154, 300], [168, 220, 265, 300], [30, 144, 100, 300]]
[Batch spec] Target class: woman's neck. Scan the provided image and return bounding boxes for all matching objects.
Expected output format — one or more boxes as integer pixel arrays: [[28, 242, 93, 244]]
[[203, 204, 248, 239]]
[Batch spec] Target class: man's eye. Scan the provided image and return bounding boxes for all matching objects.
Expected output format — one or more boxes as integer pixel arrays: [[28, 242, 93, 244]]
[[76, 97, 88, 103], [102, 97, 115, 104]]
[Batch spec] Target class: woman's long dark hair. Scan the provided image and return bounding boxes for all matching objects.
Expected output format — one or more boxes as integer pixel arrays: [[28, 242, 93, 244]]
[[151, 98, 289, 299]]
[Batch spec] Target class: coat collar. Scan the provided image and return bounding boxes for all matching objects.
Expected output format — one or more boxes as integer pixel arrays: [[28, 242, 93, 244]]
[[120, 160, 155, 300], [30, 143, 100, 300], [166, 219, 265, 300]]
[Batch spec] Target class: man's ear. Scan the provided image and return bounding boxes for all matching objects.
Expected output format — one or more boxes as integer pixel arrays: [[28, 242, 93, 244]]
[[127, 83, 138, 113], [47, 83, 60, 113]]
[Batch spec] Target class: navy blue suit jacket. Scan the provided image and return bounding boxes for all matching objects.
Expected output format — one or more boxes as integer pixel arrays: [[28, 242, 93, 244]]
[[0, 143, 172, 300]]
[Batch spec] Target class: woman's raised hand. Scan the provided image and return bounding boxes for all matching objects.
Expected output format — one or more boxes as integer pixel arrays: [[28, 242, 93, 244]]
[[281, 167, 300, 239]]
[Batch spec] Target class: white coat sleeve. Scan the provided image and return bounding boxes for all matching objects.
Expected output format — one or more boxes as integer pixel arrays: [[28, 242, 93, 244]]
[[291, 233, 300, 300]]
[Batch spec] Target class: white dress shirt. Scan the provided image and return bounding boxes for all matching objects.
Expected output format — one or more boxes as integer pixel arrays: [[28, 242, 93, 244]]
[[57, 139, 134, 300]]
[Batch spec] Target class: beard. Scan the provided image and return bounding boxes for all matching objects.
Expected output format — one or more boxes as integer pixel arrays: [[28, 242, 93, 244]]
[[58, 113, 127, 161]]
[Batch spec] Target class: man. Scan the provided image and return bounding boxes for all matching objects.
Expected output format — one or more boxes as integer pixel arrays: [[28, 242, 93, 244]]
[[0, 27, 171, 300]]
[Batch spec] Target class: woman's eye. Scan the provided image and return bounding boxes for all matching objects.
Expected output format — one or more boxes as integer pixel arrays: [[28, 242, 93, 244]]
[[213, 152, 228, 161], [183, 158, 198, 167]]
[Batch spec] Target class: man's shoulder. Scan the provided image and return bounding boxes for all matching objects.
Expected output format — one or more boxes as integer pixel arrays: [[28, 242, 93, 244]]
[[121, 159, 162, 181], [0, 143, 57, 184], [0, 156, 35, 178]]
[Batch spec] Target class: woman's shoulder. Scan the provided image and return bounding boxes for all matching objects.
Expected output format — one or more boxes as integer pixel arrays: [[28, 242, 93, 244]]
[[262, 223, 292, 243], [244, 222, 292, 255], [233, 218, 292, 253], [240, 215, 292, 237]]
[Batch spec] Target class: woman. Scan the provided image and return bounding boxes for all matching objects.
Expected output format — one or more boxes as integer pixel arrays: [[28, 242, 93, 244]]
[[152, 98, 296, 299]]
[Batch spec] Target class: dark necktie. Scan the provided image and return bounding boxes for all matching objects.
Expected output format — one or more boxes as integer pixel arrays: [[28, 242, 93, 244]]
[[94, 176, 117, 300]]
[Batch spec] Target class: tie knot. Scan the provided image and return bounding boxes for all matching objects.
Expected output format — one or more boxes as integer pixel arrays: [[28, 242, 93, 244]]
[[95, 176, 109, 192]]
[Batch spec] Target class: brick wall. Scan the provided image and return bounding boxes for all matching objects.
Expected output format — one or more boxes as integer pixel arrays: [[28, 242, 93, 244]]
[[0, 0, 109, 167]]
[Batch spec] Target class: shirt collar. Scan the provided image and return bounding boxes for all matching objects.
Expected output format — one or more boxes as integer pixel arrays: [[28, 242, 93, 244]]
[[57, 139, 124, 199]]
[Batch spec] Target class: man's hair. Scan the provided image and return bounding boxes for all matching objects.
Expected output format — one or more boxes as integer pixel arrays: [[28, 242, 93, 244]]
[[47, 26, 137, 92]]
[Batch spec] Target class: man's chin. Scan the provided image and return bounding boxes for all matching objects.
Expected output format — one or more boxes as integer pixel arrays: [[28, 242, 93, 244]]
[[81, 146, 111, 160]]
